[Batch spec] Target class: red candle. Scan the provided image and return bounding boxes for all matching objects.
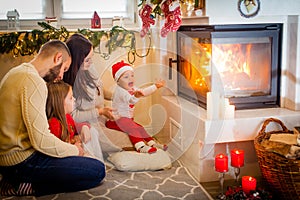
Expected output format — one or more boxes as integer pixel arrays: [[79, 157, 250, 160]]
[[215, 153, 228, 173], [231, 149, 244, 168], [242, 176, 256, 194]]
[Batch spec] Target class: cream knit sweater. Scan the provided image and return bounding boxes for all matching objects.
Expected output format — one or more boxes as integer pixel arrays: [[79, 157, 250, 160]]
[[0, 63, 78, 166]]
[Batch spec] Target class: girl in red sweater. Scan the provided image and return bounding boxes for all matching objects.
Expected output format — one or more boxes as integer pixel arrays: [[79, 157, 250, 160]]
[[46, 81, 103, 161]]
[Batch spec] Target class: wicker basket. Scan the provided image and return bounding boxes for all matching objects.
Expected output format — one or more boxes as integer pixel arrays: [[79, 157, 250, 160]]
[[254, 118, 300, 200]]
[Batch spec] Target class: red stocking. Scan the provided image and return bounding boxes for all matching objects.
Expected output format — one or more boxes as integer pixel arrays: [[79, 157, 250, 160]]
[[161, 0, 172, 15], [161, 0, 182, 37], [139, 4, 155, 37]]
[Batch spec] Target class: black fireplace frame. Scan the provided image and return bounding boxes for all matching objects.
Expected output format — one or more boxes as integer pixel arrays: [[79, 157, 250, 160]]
[[176, 23, 283, 110]]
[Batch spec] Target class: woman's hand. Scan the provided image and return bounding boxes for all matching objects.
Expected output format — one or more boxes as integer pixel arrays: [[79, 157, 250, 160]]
[[98, 107, 115, 120], [80, 125, 91, 143]]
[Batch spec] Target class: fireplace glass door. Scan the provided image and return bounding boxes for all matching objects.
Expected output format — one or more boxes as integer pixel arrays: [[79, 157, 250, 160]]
[[177, 24, 282, 109]]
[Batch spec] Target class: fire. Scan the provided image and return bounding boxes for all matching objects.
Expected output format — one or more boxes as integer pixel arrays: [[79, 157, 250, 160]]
[[182, 39, 271, 97], [212, 44, 251, 76]]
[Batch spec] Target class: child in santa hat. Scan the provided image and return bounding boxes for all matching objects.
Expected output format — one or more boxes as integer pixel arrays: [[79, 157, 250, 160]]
[[105, 60, 168, 154]]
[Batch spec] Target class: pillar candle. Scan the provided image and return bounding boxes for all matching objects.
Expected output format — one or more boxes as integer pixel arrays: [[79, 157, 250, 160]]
[[231, 149, 244, 168], [242, 176, 256, 194], [219, 97, 235, 119], [224, 104, 235, 119], [207, 92, 220, 120], [215, 153, 228, 173]]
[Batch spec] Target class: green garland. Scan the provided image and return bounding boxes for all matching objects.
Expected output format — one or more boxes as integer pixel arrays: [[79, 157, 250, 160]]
[[0, 22, 151, 64]]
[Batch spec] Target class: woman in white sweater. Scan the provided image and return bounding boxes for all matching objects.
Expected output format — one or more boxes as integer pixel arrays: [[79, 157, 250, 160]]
[[63, 34, 122, 156], [64, 33, 114, 124]]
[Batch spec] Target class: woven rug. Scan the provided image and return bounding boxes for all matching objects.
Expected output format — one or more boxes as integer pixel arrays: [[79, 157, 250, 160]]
[[1, 160, 213, 200]]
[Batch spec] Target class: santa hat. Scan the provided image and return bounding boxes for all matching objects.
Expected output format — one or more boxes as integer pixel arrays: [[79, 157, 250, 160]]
[[112, 60, 133, 81]]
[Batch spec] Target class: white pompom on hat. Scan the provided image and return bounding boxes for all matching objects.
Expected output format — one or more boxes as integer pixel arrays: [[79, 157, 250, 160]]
[[111, 60, 133, 81]]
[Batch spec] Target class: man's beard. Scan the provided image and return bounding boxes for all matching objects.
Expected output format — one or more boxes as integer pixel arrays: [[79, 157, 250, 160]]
[[43, 62, 63, 82]]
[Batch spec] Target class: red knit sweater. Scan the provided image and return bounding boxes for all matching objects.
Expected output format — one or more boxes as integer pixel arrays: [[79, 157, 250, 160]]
[[48, 114, 90, 141]]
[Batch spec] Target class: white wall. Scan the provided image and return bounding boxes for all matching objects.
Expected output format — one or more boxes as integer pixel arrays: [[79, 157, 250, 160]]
[[186, 0, 300, 110], [206, 0, 300, 22]]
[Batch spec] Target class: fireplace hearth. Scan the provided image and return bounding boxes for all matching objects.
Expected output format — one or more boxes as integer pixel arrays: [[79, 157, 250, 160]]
[[174, 23, 282, 109]]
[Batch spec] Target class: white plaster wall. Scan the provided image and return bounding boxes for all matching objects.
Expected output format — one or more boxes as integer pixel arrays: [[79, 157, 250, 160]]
[[206, 0, 300, 21], [205, 0, 300, 110]]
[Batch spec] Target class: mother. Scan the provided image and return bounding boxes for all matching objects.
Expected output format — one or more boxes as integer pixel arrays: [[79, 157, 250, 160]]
[[63, 34, 121, 153], [64, 33, 114, 123]]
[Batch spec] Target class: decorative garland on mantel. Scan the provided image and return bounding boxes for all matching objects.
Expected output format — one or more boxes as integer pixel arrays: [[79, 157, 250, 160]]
[[0, 22, 151, 64]]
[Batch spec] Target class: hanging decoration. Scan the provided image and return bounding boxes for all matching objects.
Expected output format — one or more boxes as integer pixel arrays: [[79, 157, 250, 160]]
[[238, 0, 260, 18], [139, 4, 156, 37], [0, 22, 151, 64], [138, 0, 182, 37], [160, 0, 182, 37]]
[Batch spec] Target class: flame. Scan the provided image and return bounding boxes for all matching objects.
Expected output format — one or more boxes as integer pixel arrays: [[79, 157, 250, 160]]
[[212, 44, 252, 76], [181, 38, 271, 97]]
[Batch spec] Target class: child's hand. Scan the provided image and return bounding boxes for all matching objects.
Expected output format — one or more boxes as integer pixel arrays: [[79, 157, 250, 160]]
[[74, 142, 84, 156], [71, 135, 81, 144], [80, 125, 91, 144], [134, 90, 144, 98], [155, 79, 165, 89]]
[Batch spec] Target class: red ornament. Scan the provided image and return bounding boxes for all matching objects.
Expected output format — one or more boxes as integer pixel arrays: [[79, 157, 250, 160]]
[[91, 11, 101, 29]]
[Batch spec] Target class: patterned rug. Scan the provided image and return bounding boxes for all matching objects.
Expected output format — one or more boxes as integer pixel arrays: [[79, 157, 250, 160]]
[[1, 160, 213, 200]]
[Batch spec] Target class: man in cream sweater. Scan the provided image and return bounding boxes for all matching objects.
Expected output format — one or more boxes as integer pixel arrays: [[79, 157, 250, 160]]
[[0, 40, 105, 196]]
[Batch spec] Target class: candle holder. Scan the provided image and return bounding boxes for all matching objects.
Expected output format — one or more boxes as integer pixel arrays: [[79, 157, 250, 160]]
[[230, 149, 244, 184], [217, 172, 226, 200], [233, 167, 240, 183], [215, 153, 229, 199]]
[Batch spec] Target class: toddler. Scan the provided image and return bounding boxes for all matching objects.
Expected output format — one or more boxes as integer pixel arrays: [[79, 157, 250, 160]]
[[105, 61, 167, 154]]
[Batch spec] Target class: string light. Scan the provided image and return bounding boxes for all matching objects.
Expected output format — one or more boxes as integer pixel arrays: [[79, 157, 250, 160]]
[[0, 22, 151, 64]]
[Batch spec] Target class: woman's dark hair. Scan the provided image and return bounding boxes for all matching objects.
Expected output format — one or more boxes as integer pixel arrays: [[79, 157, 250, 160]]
[[64, 33, 93, 86], [64, 33, 98, 102]]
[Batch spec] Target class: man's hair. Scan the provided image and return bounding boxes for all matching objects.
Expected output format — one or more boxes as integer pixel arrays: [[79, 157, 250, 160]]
[[39, 39, 71, 60]]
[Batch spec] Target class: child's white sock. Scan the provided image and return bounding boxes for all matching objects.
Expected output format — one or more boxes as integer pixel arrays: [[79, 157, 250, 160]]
[[138, 145, 157, 154], [135, 141, 157, 154]]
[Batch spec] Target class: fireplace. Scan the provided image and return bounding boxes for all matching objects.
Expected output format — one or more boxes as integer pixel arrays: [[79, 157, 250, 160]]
[[175, 23, 282, 109]]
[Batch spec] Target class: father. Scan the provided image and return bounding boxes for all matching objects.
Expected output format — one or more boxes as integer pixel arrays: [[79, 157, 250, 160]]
[[0, 40, 105, 196]]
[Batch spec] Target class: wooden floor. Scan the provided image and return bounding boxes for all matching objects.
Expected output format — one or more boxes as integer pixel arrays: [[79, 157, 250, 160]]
[[201, 177, 266, 199]]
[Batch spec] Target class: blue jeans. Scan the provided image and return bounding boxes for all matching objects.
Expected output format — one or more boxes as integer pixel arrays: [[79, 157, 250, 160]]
[[0, 151, 105, 196]]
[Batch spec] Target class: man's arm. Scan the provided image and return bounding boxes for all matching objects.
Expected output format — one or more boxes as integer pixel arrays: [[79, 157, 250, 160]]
[[22, 76, 79, 157]]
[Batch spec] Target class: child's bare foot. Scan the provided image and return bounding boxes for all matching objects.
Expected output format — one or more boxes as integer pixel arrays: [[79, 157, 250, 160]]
[[152, 143, 168, 151]]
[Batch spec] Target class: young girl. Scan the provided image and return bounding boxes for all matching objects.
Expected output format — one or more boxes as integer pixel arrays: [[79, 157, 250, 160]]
[[105, 61, 168, 154], [46, 81, 104, 162]]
